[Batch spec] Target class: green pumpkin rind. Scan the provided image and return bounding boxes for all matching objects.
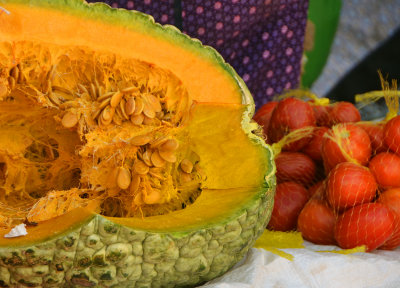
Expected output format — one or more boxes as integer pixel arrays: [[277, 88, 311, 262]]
[[0, 187, 273, 287]]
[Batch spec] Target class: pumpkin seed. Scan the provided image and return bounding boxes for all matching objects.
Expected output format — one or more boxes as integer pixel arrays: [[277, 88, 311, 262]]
[[115, 104, 124, 119], [102, 106, 115, 122], [98, 97, 111, 110], [131, 114, 144, 125], [112, 112, 123, 125], [180, 171, 192, 183], [60, 100, 80, 109], [106, 168, 119, 188], [81, 92, 91, 100], [134, 97, 144, 115], [150, 178, 162, 189], [18, 67, 26, 84], [90, 83, 97, 99], [52, 85, 73, 95], [150, 150, 166, 167], [180, 159, 193, 174], [48, 91, 62, 106], [97, 91, 114, 102], [125, 97, 136, 116], [122, 86, 138, 93], [130, 174, 141, 195], [77, 83, 88, 94], [143, 103, 156, 119], [110, 91, 123, 108], [46, 80, 53, 95], [94, 79, 100, 93], [91, 107, 102, 120], [161, 120, 174, 127], [117, 167, 131, 190], [142, 150, 153, 167], [149, 169, 164, 180], [143, 116, 158, 125], [160, 138, 179, 151], [8, 76, 15, 90], [150, 136, 168, 149], [142, 94, 158, 118], [97, 84, 103, 99], [10, 66, 19, 81], [159, 149, 177, 163], [130, 134, 151, 146], [133, 160, 149, 175], [147, 93, 162, 112], [78, 115, 88, 135], [150, 166, 163, 172], [47, 65, 56, 81], [194, 163, 206, 179], [144, 188, 161, 204], [119, 98, 129, 120], [101, 106, 115, 126], [61, 112, 79, 128], [134, 192, 144, 205]]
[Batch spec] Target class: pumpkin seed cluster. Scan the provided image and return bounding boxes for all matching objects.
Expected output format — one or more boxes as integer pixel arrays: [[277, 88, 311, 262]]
[[0, 42, 203, 224]]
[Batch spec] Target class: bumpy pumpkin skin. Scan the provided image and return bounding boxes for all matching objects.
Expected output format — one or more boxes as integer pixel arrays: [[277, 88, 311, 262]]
[[0, 195, 272, 287], [0, 1, 276, 287]]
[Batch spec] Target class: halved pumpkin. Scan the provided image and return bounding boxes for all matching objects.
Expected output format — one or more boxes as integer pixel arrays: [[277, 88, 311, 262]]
[[0, 1, 275, 287]]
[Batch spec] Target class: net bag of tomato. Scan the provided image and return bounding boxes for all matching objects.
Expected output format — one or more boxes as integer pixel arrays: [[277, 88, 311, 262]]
[[307, 77, 400, 252], [253, 77, 400, 252], [252, 94, 325, 235], [265, 124, 324, 233], [253, 91, 360, 235], [349, 75, 400, 251], [252, 93, 332, 234], [253, 89, 361, 131]]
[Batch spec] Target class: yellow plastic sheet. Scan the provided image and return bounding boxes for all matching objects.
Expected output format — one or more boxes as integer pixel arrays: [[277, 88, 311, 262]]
[[255, 230, 366, 260], [254, 230, 304, 260]]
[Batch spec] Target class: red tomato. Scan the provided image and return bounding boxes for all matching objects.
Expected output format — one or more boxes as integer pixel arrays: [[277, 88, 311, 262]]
[[357, 122, 387, 155], [328, 102, 361, 126], [267, 182, 309, 232], [253, 101, 278, 141], [369, 152, 400, 189], [298, 199, 336, 245], [275, 152, 317, 186], [326, 162, 377, 211], [384, 115, 400, 154], [335, 203, 395, 251], [302, 127, 329, 162], [308, 180, 325, 199], [377, 188, 400, 250], [321, 123, 371, 173], [312, 104, 331, 127], [268, 98, 316, 151]]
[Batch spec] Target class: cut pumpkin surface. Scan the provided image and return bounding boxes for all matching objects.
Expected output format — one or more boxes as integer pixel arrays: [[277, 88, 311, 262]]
[[0, 1, 275, 287]]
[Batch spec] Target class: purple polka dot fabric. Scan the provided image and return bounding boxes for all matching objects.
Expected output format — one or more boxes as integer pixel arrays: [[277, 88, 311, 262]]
[[87, 0, 309, 108]]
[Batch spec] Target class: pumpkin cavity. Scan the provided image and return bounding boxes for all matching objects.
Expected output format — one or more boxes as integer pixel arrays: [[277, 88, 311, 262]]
[[0, 41, 203, 226]]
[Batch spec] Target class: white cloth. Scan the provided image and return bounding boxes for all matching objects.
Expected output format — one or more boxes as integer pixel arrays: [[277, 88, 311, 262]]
[[203, 244, 400, 288]]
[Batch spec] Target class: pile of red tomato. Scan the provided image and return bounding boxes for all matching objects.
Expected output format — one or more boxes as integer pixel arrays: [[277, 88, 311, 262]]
[[254, 97, 400, 251]]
